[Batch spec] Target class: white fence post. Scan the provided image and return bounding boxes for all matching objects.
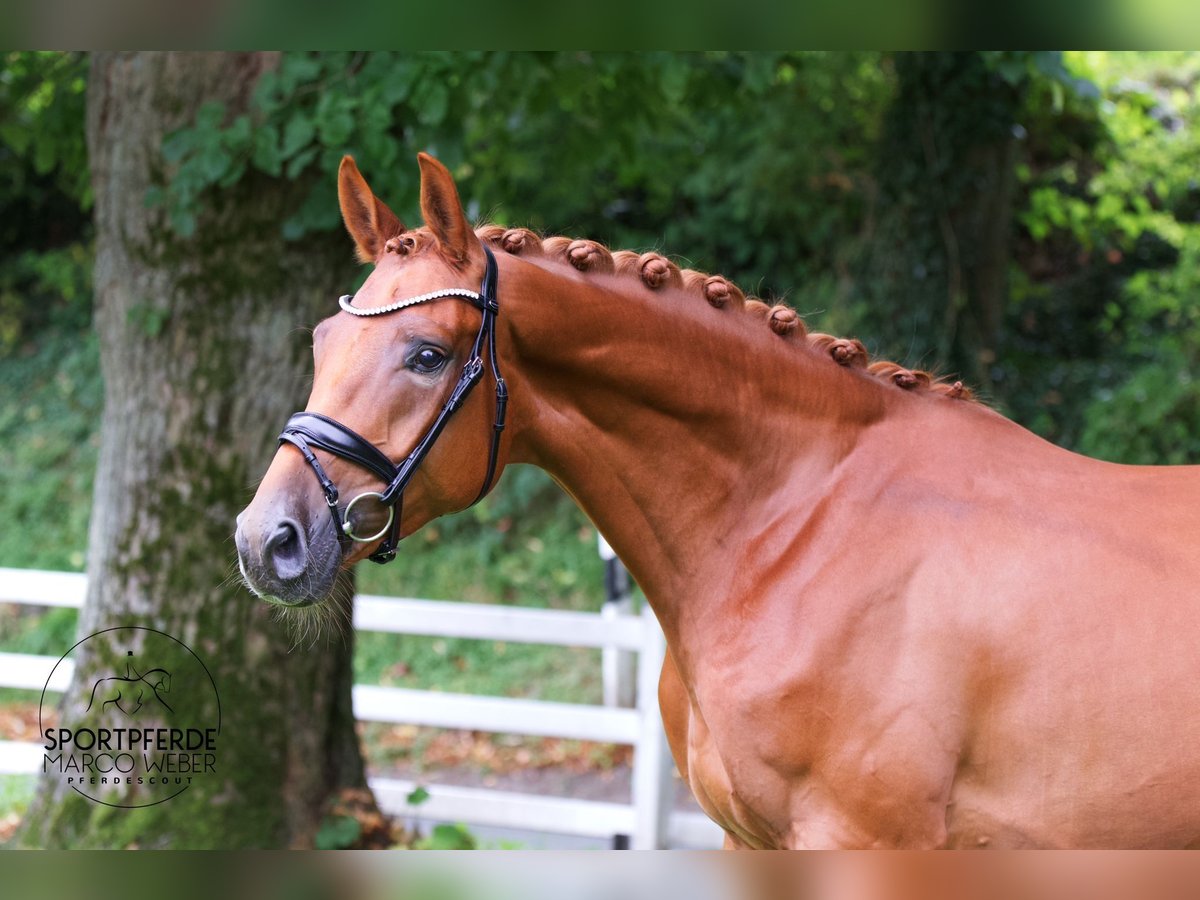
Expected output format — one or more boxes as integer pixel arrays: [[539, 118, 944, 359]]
[[630, 601, 674, 849], [598, 534, 637, 709]]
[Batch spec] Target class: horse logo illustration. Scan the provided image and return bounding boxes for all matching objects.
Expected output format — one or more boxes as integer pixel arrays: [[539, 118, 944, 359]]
[[85, 650, 174, 717]]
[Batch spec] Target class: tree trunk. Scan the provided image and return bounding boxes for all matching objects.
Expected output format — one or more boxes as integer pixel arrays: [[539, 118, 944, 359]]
[[17, 51, 365, 849]]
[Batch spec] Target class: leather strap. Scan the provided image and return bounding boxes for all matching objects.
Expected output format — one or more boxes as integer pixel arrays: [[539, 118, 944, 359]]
[[281, 412, 397, 485]]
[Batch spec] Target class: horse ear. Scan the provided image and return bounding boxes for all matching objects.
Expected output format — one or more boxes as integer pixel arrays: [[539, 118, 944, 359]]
[[417, 152, 473, 265], [338, 156, 403, 264]]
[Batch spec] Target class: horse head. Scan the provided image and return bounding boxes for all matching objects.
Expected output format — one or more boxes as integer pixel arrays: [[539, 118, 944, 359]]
[[236, 154, 510, 606]]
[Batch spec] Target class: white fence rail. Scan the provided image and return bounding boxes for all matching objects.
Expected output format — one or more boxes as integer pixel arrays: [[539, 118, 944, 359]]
[[0, 567, 720, 849]]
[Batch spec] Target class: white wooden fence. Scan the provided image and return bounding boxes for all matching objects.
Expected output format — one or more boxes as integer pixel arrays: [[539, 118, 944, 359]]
[[0, 567, 721, 849]]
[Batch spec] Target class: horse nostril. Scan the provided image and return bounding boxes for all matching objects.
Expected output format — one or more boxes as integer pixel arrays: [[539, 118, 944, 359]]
[[263, 518, 308, 581]]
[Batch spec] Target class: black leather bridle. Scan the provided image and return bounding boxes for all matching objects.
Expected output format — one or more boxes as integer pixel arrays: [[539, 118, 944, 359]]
[[278, 245, 507, 564]]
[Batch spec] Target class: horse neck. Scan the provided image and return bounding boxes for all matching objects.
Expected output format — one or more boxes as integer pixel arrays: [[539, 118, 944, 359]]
[[498, 255, 889, 633]]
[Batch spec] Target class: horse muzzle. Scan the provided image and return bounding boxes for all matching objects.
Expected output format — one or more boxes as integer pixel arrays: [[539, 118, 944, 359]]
[[235, 508, 340, 607]]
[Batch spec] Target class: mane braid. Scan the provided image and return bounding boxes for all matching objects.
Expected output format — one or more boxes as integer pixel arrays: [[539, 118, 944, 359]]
[[475, 224, 976, 403]]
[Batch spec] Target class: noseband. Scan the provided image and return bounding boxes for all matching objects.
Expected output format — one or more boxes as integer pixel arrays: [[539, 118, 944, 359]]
[[278, 245, 507, 564]]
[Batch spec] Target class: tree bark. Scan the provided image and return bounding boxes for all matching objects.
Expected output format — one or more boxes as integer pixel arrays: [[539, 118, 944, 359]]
[[18, 52, 365, 848]]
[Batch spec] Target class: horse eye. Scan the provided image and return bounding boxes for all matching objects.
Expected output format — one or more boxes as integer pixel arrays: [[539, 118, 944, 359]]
[[411, 347, 447, 373]]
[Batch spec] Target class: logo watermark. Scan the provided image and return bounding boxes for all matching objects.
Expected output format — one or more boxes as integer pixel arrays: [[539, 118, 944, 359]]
[[39, 626, 221, 808]]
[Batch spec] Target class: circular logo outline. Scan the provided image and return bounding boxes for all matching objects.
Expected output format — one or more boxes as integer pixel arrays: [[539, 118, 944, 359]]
[[38, 625, 222, 809]]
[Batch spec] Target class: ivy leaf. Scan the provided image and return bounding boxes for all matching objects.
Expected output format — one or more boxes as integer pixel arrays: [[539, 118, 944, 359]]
[[285, 145, 319, 179], [278, 53, 322, 94], [416, 81, 449, 127], [406, 785, 430, 807], [224, 114, 252, 147], [161, 128, 199, 164], [218, 160, 247, 189], [194, 100, 226, 132], [316, 95, 355, 147], [252, 69, 282, 114], [252, 125, 282, 176], [195, 143, 233, 184], [420, 823, 476, 850], [315, 815, 362, 850], [280, 114, 315, 161]]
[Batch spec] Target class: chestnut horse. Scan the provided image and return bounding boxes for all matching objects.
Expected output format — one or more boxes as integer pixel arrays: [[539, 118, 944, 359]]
[[236, 153, 1200, 848]]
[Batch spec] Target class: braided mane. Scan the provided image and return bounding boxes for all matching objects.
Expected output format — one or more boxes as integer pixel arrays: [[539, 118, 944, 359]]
[[469, 225, 973, 403]]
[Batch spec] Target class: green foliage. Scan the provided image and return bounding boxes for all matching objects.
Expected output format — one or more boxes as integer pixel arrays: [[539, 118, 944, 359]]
[[159, 52, 484, 238], [158, 52, 888, 297], [0, 243, 92, 351], [0, 775, 36, 824], [848, 53, 1095, 383], [0, 326, 100, 571], [414, 823, 476, 850], [1079, 350, 1200, 464], [0, 52, 89, 206], [0, 53, 91, 354], [314, 814, 362, 850], [0, 605, 77, 657], [1000, 52, 1200, 458], [392, 786, 481, 850], [1078, 228, 1200, 463]]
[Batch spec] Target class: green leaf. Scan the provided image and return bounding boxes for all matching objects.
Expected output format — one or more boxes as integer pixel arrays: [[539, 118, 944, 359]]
[[279, 53, 322, 93], [406, 785, 430, 807], [421, 823, 476, 850], [194, 143, 233, 184], [285, 145, 319, 180], [252, 69, 281, 113], [0, 121, 31, 154], [416, 81, 449, 126], [224, 114, 252, 147], [218, 160, 247, 189], [161, 128, 199, 164], [315, 91, 357, 148], [315, 815, 362, 850], [252, 125, 282, 176], [194, 100, 226, 131], [660, 61, 689, 106], [280, 114, 315, 161]]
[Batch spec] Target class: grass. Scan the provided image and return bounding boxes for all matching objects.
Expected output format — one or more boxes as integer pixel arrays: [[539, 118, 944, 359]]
[[0, 775, 35, 821], [0, 326, 100, 572], [0, 602, 77, 707]]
